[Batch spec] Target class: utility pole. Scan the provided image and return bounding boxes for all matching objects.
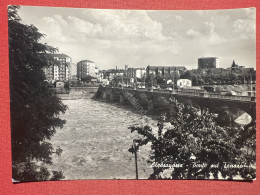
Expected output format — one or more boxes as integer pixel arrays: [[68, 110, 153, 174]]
[[128, 140, 139, 179], [172, 72, 174, 91], [122, 73, 124, 89], [134, 71, 137, 90], [172, 68, 176, 92], [250, 74, 252, 97], [151, 75, 153, 92], [133, 143, 139, 180]]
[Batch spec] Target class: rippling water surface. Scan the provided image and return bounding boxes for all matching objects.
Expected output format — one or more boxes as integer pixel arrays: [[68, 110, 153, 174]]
[[49, 99, 159, 180]]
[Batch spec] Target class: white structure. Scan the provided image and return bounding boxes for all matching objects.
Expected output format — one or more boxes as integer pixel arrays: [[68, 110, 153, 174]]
[[77, 60, 96, 80], [125, 67, 146, 79], [95, 67, 99, 75], [44, 53, 71, 82], [166, 79, 172, 84], [177, 79, 192, 88], [54, 65, 59, 80], [135, 68, 146, 79], [101, 79, 109, 85]]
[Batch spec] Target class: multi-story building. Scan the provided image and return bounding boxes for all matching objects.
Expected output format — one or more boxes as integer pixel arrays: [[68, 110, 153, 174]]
[[146, 65, 186, 77], [69, 62, 77, 80], [43, 53, 71, 82], [77, 60, 96, 81], [125, 66, 146, 79], [97, 70, 106, 82], [104, 69, 125, 81], [198, 57, 219, 69]]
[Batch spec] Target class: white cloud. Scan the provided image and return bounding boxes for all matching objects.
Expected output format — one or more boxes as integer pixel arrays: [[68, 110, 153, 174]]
[[186, 29, 201, 38], [89, 9, 168, 41], [18, 6, 255, 69], [233, 19, 255, 39], [203, 21, 226, 44]]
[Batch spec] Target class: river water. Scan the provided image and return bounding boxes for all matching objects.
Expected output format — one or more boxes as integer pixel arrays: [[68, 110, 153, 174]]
[[48, 99, 159, 180]]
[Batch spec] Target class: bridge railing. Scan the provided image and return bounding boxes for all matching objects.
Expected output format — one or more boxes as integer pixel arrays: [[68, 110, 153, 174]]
[[105, 87, 255, 102], [207, 94, 253, 101], [177, 90, 253, 101]]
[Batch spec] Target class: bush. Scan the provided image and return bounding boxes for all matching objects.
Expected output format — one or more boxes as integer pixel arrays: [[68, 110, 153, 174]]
[[129, 98, 255, 180]]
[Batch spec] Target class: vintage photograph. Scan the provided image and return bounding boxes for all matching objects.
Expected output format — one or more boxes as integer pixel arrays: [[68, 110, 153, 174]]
[[9, 5, 256, 182]]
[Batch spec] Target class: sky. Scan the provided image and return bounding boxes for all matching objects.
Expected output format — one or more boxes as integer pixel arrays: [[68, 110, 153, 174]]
[[18, 6, 256, 72]]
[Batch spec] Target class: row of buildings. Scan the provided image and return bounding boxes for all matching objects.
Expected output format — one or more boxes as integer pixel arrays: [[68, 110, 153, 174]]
[[74, 57, 221, 83], [43, 54, 252, 85]]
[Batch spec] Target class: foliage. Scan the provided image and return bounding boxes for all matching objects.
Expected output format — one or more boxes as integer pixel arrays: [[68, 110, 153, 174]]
[[145, 75, 156, 87], [129, 98, 256, 180], [81, 75, 96, 83], [64, 81, 70, 92], [155, 76, 166, 85], [111, 75, 130, 86], [51, 171, 65, 180], [180, 69, 256, 86], [9, 6, 67, 181]]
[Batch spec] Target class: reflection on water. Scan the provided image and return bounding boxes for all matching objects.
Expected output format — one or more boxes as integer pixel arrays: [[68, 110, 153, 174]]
[[48, 99, 158, 180]]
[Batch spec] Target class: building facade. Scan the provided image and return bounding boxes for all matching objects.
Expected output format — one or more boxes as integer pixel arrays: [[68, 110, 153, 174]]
[[198, 57, 219, 69], [77, 60, 96, 81], [146, 65, 186, 77], [125, 67, 146, 79], [43, 53, 71, 82], [103, 69, 125, 81]]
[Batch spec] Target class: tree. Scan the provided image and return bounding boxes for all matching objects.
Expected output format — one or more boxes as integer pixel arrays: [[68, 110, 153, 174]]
[[81, 75, 96, 83], [180, 70, 194, 80], [111, 75, 122, 86], [64, 81, 70, 91], [129, 98, 255, 180], [9, 6, 67, 181], [145, 74, 156, 87]]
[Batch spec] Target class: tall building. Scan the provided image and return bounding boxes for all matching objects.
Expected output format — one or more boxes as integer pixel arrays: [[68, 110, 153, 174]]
[[43, 53, 71, 82], [77, 60, 96, 81], [198, 57, 219, 69]]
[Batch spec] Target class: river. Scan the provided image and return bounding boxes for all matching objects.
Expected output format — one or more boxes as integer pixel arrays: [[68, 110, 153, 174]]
[[48, 99, 159, 180]]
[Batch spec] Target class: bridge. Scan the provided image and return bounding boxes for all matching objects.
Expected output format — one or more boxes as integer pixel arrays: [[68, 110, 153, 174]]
[[96, 86, 256, 120]]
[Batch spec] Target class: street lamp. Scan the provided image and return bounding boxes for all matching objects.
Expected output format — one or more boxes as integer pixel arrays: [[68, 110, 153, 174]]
[[128, 140, 139, 180], [121, 73, 124, 89], [151, 75, 153, 92], [172, 68, 176, 92]]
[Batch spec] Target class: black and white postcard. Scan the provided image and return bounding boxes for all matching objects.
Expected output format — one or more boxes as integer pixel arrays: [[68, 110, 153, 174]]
[[9, 5, 256, 182]]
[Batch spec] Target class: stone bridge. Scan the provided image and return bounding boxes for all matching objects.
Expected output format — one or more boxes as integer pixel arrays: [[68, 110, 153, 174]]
[[97, 86, 256, 120]]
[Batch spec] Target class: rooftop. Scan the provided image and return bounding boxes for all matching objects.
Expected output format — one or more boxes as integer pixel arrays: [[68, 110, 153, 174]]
[[147, 65, 186, 70], [51, 53, 71, 58], [199, 57, 219, 59], [78, 60, 95, 63], [106, 69, 125, 73]]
